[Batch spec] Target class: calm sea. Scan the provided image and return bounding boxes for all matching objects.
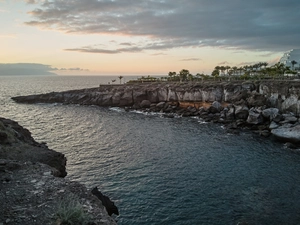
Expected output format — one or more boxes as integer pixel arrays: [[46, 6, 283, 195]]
[[1, 75, 300, 225]]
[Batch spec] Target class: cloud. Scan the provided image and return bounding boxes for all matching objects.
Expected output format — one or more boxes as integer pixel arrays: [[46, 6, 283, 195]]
[[218, 61, 231, 65], [181, 58, 201, 61], [24, 0, 43, 4], [65, 39, 204, 54], [0, 63, 56, 75], [0, 34, 17, 39], [24, 0, 300, 53], [52, 67, 89, 71]]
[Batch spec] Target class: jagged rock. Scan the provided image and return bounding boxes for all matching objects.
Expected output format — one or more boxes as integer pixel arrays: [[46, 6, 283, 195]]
[[269, 121, 280, 129], [247, 93, 267, 107], [281, 113, 298, 123], [281, 95, 300, 115], [10, 81, 300, 117], [0, 118, 67, 177], [235, 105, 249, 120], [262, 108, 279, 120], [0, 118, 117, 225], [91, 187, 119, 216], [271, 125, 300, 143], [230, 90, 249, 103], [226, 106, 235, 120], [273, 114, 284, 123], [247, 109, 264, 125]]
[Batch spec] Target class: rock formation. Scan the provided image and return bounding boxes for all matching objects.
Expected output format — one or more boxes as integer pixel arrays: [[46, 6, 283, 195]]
[[0, 117, 117, 225], [11, 80, 300, 145], [92, 187, 119, 216]]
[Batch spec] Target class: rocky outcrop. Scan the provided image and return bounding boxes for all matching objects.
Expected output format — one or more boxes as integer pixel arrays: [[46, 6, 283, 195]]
[[11, 81, 300, 145], [11, 81, 300, 115], [92, 187, 119, 216], [0, 117, 67, 177], [0, 118, 117, 225]]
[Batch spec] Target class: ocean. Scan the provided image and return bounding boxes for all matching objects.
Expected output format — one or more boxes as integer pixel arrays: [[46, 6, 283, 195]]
[[1, 75, 300, 225]]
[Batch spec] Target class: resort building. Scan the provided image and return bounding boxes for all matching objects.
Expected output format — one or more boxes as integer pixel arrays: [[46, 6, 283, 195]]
[[279, 49, 300, 70]]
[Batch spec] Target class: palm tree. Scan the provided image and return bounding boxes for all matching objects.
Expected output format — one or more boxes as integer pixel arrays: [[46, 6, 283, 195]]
[[118, 76, 124, 84], [220, 66, 226, 76], [291, 60, 297, 71], [232, 66, 238, 76], [225, 66, 231, 76], [168, 71, 176, 81], [262, 62, 268, 69], [214, 66, 221, 73], [272, 62, 286, 79]]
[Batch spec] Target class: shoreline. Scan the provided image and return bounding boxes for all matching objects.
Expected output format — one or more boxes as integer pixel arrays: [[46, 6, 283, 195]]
[[11, 80, 300, 147]]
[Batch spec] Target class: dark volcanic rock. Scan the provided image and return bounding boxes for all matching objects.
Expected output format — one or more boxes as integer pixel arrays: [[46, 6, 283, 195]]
[[271, 125, 300, 144], [140, 99, 151, 108], [0, 117, 67, 177], [91, 187, 119, 216], [0, 118, 117, 225]]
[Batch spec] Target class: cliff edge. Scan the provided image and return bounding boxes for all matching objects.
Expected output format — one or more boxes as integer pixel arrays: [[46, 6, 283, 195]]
[[0, 117, 117, 225]]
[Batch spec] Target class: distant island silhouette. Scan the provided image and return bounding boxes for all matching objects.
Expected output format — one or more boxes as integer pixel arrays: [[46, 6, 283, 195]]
[[0, 63, 57, 76]]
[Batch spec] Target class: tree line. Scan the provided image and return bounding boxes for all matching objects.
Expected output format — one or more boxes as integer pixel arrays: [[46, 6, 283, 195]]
[[125, 61, 300, 84]]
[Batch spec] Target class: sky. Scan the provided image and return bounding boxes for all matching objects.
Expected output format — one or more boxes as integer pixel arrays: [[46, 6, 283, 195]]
[[0, 0, 299, 76]]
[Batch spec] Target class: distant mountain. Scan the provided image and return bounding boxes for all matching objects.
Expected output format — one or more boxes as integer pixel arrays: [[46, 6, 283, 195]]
[[0, 63, 57, 76]]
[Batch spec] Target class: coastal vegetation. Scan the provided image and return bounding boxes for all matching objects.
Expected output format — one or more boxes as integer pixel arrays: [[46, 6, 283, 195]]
[[127, 62, 299, 83]]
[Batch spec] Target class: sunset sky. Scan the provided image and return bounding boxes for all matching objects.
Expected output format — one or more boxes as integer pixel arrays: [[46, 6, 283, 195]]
[[0, 0, 299, 76]]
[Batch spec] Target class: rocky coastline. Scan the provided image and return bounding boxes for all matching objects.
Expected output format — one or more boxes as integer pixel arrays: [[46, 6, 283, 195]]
[[0, 117, 117, 225], [12, 80, 300, 147]]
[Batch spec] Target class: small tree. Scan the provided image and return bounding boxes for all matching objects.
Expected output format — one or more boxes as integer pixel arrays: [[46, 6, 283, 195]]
[[291, 60, 298, 71], [168, 71, 176, 81], [118, 76, 124, 84], [179, 69, 190, 82]]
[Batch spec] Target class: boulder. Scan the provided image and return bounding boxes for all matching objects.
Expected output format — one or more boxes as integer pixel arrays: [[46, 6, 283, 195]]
[[281, 113, 298, 123], [247, 109, 263, 124], [156, 102, 166, 109], [247, 93, 267, 107], [208, 101, 222, 113], [140, 100, 151, 108], [235, 105, 249, 120], [226, 106, 235, 120], [271, 125, 300, 143], [269, 121, 279, 129], [262, 108, 279, 120]]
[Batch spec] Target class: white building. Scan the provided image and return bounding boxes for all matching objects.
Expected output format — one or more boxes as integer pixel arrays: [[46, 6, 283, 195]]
[[280, 49, 300, 70]]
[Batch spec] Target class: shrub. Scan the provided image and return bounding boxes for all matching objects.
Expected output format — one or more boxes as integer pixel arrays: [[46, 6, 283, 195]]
[[54, 194, 91, 225]]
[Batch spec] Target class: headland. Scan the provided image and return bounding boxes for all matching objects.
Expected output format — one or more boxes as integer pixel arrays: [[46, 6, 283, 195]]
[[11, 80, 300, 147]]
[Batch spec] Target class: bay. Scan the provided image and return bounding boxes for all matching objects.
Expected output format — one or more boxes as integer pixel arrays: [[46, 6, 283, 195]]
[[1, 75, 300, 225]]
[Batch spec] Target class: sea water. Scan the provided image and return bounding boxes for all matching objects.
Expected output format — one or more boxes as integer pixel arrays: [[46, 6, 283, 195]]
[[1, 75, 300, 225]]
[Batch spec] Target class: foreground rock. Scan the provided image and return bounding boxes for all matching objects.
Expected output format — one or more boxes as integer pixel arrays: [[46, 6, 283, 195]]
[[271, 125, 300, 144], [0, 117, 67, 177], [0, 118, 117, 225]]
